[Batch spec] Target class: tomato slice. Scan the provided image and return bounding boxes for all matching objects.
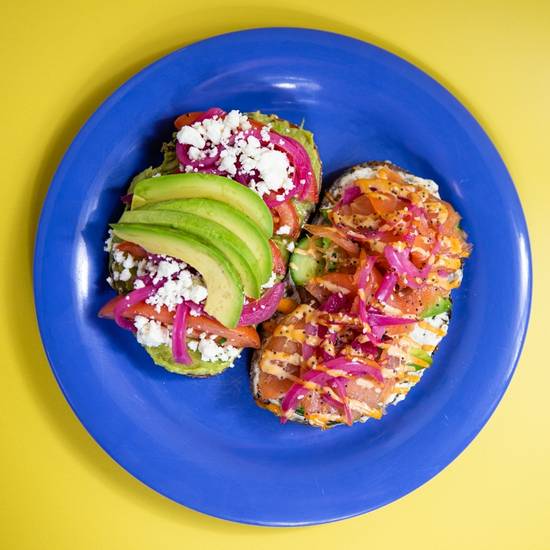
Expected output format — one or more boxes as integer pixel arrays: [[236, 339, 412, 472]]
[[187, 316, 260, 348], [273, 201, 300, 238], [98, 295, 174, 324], [269, 240, 286, 275], [98, 296, 260, 348], [174, 111, 203, 129], [301, 173, 319, 202], [114, 241, 148, 259]]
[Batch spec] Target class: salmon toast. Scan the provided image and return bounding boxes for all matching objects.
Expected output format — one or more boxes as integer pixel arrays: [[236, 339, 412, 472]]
[[251, 161, 471, 427]]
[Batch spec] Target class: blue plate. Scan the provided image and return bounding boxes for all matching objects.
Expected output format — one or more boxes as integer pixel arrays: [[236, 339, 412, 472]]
[[34, 28, 532, 526]]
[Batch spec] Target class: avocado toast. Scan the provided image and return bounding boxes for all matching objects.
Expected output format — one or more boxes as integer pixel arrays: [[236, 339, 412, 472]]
[[99, 108, 322, 376], [251, 162, 471, 427]]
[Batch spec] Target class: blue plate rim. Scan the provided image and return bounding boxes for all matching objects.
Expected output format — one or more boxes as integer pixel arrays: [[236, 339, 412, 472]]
[[33, 27, 533, 526]]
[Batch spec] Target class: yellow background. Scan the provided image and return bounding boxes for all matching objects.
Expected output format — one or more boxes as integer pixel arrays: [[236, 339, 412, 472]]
[[1, 0, 548, 548]]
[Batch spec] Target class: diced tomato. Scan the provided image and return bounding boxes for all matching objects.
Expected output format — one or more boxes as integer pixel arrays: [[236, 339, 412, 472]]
[[248, 118, 265, 130], [269, 240, 286, 275], [174, 111, 203, 129], [114, 241, 148, 259], [272, 201, 300, 238]]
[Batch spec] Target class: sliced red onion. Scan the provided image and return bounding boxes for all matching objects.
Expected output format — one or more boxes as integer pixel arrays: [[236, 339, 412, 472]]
[[330, 377, 352, 424], [302, 343, 315, 361], [322, 392, 345, 411], [121, 193, 133, 205], [263, 187, 301, 209], [384, 245, 430, 288], [194, 107, 226, 122], [320, 349, 335, 362], [323, 356, 384, 382], [340, 185, 361, 206], [172, 302, 192, 364], [375, 272, 398, 302], [113, 285, 158, 332], [176, 141, 220, 169], [357, 256, 376, 323], [408, 204, 427, 220], [320, 292, 349, 313], [368, 313, 417, 326], [280, 370, 331, 422], [304, 323, 318, 336], [351, 339, 379, 357], [239, 283, 285, 326]]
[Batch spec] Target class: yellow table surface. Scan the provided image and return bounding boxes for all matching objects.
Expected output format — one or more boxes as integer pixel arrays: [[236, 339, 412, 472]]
[[2, 1, 548, 548]]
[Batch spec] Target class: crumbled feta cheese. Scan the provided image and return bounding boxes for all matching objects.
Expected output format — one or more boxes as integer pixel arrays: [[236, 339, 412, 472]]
[[260, 124, 271, 142], [253, 150, 293, 195], [188, 146, 203, 161], [261, 271, 277, 289], [286, 241, 295, 252], [218, 149, 238, 175], [276, 225, 291, 235], [152, 259, 185, 284], [134, 316, 171, 348], [187, 333, 241, 362], [202, 117, 225, 144], [133, 279, 145, 289], [122, 254, 136, 270], [103, 229, 113, 252], [119, 268, 132, 282], [176, 125, 206, 148], [147, 269, 208, 312], [177, 110, 294, 199]]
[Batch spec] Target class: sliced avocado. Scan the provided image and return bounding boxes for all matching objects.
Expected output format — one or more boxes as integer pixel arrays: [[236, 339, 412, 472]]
[[289, 236, 324, 286], [145, 345, 233, 377], [420, 297, 452, 319], [141, 198, 272, 285], [118, 209, 260, 298], [131, 173, 273, 238], [111, 224, 243, 328]]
